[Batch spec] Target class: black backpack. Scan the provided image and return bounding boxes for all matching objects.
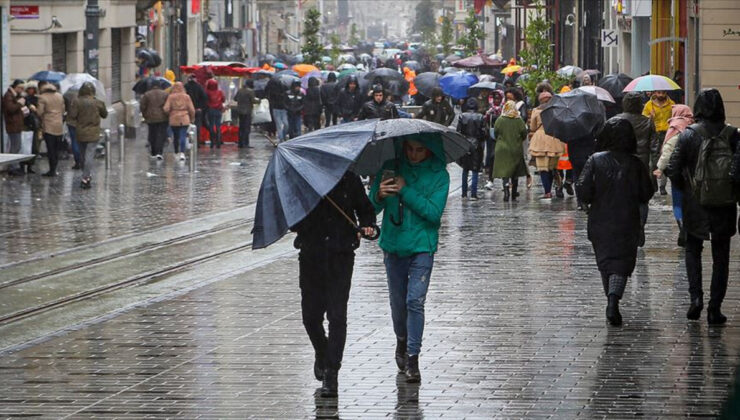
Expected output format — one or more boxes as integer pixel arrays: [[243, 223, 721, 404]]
[[690, 124, 737, 207]]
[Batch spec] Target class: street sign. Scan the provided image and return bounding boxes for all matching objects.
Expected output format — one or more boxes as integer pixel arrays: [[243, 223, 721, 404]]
[[601, 29, 618, 47], [10, 5, 39, 19]]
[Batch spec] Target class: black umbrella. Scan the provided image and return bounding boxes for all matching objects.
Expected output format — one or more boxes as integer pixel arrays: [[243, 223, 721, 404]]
[[597, 73, 633, 100], [468, 81, 504, 96], [252, 119, 474, 249], [365, 68, 403, 84], [413, 72, 441, 97], [440, 66, 461, 74], [132, 76, 171, 94], [402, 60, 421, 71], [540, 89, 605, 141], [386, 79, 410, 97], [272, 73, 301, 89], [136, 48, 162, 68]]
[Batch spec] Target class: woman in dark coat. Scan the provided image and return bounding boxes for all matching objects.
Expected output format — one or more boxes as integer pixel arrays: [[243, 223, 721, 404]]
[[456, 97, 486, 199], [576, 117, 654, 326], [303, 77, 322, 132]]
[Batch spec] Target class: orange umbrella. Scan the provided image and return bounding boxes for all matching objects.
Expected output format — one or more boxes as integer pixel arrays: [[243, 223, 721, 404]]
[[293, 64, 319, 77]]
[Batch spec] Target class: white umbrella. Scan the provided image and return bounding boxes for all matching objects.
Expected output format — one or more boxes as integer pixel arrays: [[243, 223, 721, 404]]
[[59, 73, 108, 105]]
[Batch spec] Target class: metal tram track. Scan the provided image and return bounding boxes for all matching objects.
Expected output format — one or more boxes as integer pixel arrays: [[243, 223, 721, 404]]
[[0, 218, 252, 291], [0, 239, 254, 325]]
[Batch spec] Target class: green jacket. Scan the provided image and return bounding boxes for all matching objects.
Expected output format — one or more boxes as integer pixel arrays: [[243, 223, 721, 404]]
[[492, 115, 528, 178], [69, 82, 107, 143], [369, 134, 450, 257]]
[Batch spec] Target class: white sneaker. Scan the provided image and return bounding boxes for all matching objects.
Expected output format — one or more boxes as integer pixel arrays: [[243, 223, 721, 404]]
[[150, 155, 158, 160], [485, 181, 494, 190], [156, 154, 163, 161], [178, 152, 186, 161]]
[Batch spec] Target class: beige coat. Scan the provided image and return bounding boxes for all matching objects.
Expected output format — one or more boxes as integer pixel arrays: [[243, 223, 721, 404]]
[[163, 82, 195, 127], [528, 107, 565, 157], [37, 85, 65, 136]]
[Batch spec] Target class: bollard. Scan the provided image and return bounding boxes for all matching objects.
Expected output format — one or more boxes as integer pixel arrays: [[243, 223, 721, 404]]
[[188, 124, 197, 172], [104, 129, 111, 169], [118, 124, 125, 163]]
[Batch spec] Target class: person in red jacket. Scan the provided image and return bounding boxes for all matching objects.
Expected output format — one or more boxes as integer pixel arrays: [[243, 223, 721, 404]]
[[205, 79, 225, 148]]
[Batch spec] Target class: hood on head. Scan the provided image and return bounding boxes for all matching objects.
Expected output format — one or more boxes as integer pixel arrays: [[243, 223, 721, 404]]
[[430, 87, 443, 99], [291, 80, 301, 89], [596, 117, 637, 154], [40, 83, 57, 93], [693, 88, 725, 123], [621, 91, 644, 114], [327, 72, 337, 82], [394, 133, 445, 168], [79, 82, 96, 97], [463, 97, 478, 112], [165, 69, 176, 84], [206, 79, 218, 90], [308, 77, 319, 87], [171, 82, 185, 94], [670, 104, 693, 120]]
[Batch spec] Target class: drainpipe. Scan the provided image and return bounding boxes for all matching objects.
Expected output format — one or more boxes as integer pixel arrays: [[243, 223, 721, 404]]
[[85, 0, 101, 78]]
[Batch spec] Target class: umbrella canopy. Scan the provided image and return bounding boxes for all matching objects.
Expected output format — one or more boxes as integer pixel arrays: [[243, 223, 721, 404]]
[[321, 70, 339, 81], [402, 60, 421, 71], [452, 54, 505, 68], [500, 64, 522, 74], [321, 56, 333, 63], [359, 53, 372, 60], [365, 68, 403, 84], [576, 86, 615, 103], [440, 66, 462, 74], [540, 90, 605, 140], [338, 67, 358, 78], [556, 65, 584, 77], [385, 79, 410, 97], [272, 73, 301, 89], [439, 72, 479, 100], [581, 69, 601, 79], [337, 63, 356, 71], [276, 69, 299, 77], [292, 64, 319, 77], [132, 76, 172, 94], [445, 54, 462, 62], [136, 48, 162, 68], [255, 69, 274, 77], [59, 73, 107, 104], [413, 72, 442, 98], [252, 118, 474, 249], [622, 74, 681, 92], [301, 70, 323, 89], [29, 71, 66, 83], [597, 73, 633, 99], [468, 81, 505, 96]]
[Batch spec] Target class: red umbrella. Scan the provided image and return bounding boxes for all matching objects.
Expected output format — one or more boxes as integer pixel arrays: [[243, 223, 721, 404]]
[[452, 54, 505, 68]]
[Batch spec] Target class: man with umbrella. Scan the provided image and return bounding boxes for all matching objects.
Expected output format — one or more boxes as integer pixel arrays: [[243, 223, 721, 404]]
[[642, 90, 675, 195], [291, 173, 377, 398], [415, 87, 454, 126]]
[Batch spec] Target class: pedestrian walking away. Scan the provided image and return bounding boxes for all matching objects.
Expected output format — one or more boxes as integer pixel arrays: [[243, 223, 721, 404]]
[[233, 79, 258, 148], [68, 82, 107, 189], [184, 74, 207, 144], [456, 98, 486, 200], [369, 134, 450, 383], [666, 88, 740, 325], [320, 72, 339, 127], [205, 79, 225, 148], [303, 77, 322, 133], [36, 81, 66, 176], [576, 117, 654, 326], [163, 82, 195, 161], [140, 81, 169, 159], [291, 173, 376, 398], [493, 100, 528, 202]]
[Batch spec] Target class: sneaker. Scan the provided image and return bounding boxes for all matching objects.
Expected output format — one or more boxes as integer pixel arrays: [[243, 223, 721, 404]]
[[156, 154, 163, 161], [470, 195, 478, 201], [484, 181, 494, 190], [150, 155, 158, 160], [178, 152, 186, 161]]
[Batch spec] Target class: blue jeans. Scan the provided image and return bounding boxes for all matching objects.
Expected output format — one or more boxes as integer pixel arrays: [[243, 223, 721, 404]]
[[462, 169, 479, 197], [384, 252, 435, 356], [672, 184, 683, 222], [172, 126, 188, 154], [272, 108, 289, 142], [288, 113, 302, 139], [68, 125, 80, 164], [206, 109, 222, 145]]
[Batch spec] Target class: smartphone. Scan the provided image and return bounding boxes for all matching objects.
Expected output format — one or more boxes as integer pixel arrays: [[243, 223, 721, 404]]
[[381, 169, 396, 183]]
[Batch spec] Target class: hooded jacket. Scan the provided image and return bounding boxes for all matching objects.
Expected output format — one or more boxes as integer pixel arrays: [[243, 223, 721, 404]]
[[184, 79, 207, 110], [336, 77, 364, 119], [163, 82, 195, 127], [456, 98, 486, 171], [666, 89, 740, 240], [303, 77, 322, 116], [205, 79, 225, 111], [69, 82, 107, 143], [320, 73, 338, 108], [616, 92, 655, 168], [37, 84, 65, 136], [576, 117, 654, 276], [369, 134, 450, 257], [140, 85, 169, 123], [416, 88, 454, 126], [284, 82, 304, 115]]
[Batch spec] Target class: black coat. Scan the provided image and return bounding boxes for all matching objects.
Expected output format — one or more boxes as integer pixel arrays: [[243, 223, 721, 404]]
[[568, 134, 596, 168], [456, 112, 486, 171], [284, 88, 304, 115], [666, 121, 739, 240], [184, 80, 207, 110], [357, 99, 398, 121], [576, 118, 654, 276], [265, 78, 286, 110], [320, 82, 339, 110], [336, 88, 364, 119], [304, 85, 322, 116], [416, 98, 454, 126], [292, 173, 376, 254]]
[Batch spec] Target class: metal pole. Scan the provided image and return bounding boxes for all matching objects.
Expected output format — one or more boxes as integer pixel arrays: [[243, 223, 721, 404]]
[[104, 129, 111, 169], [118, 124, 125, 163], [84, 0, 101, 78], [188, 124, 197, 172]]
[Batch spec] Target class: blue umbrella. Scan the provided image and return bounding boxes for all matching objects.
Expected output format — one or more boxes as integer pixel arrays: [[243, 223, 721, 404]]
[[252, 119, 474, 249], [29, 71, 66, 83], [439, 72, 478, 100]]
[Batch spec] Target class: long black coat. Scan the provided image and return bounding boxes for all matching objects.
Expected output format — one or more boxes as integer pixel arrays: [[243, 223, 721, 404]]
[[292, 173, 376, 254], [336, 87, 364, 119], [456, 111, 486, 171], [576, 118, 654, 276]]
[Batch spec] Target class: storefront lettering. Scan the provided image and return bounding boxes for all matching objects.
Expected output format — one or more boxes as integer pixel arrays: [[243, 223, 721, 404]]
[[723, 28, 740, 37]]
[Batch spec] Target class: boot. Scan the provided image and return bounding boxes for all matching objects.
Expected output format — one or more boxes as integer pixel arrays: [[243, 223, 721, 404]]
[[320, 368, 338, 397], [555, 186, 564, 198], [314, 352, 325, 381], [707, 308, 727, 325], [686, 296, 703, 320], [511, 181, 519, 200], [503, 186, 510, 202], [405, 355, 421, 383], [395, 338, 408, 373], [677, 220, 686, 248], [606, 295, 622, 326]]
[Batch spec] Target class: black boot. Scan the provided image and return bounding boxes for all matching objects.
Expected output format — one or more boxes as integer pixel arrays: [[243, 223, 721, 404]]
[[395, 338, 408, 373], [503, 186, 510, 202], [320, 368, 338, 397], [686, 296, 703, 320], [677, 220, 686, 247], [314, 353, 325, 381], [405, 355, 421, 383], [555, 186, 564, 198], [707, 308, 727, 325], [511, 181, 519, 201], [606, 295, 622, 326]]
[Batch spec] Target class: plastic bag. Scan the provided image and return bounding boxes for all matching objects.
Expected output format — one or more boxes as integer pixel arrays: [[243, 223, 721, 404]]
[[252, 99, 272, 124], [20, 131, 34, 155]]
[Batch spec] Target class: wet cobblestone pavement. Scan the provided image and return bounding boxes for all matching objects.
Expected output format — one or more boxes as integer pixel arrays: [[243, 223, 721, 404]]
[[2, 135, 740, 418]]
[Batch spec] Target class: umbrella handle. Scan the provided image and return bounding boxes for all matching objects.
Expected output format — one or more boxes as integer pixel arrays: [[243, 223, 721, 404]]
[[359, 225, 380, 241], [389, 202, 404, 226]]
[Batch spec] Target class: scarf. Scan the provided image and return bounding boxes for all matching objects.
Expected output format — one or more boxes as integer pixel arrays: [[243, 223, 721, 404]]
[[502, 100, 520, 119], [664, 104, 694, 143], [487, 90, 504, 117]]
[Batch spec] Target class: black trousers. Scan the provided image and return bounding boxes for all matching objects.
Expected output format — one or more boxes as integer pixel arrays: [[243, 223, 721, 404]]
[[685, 234, 732, 310], [305, 113, 321, 132], [147, 122, 168, 156], [238, 113, 252, 147], [324, 107, 337, 127], [299, 250, 354, 370], [43, 133, 63, 173]]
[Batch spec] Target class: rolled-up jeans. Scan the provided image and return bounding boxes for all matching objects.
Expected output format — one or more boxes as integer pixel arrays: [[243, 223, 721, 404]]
[[384, 252, 435, 356]]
